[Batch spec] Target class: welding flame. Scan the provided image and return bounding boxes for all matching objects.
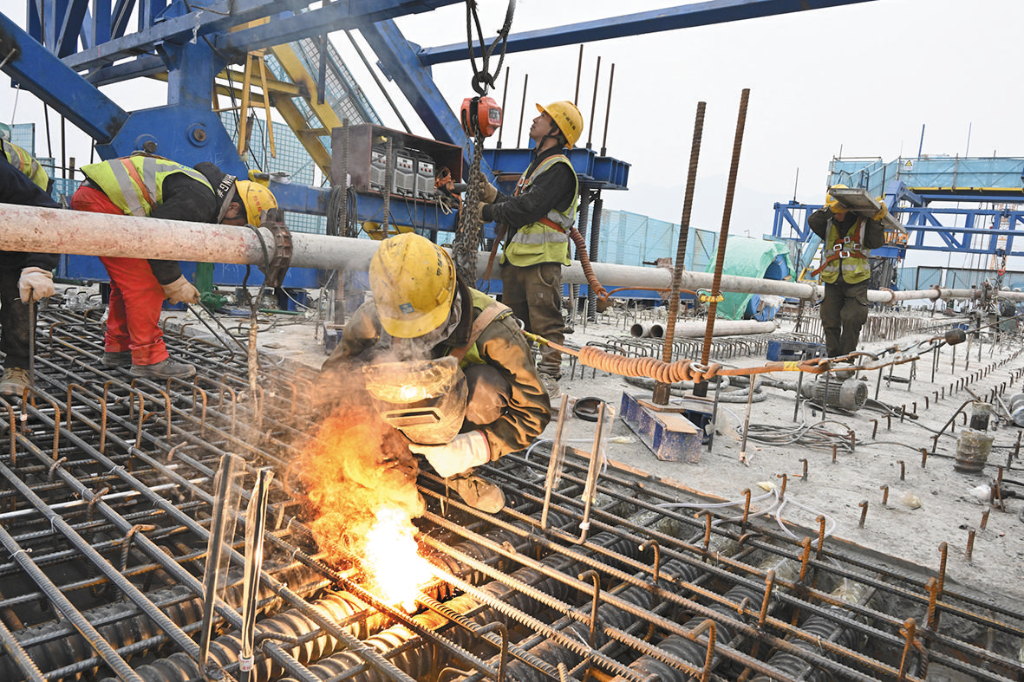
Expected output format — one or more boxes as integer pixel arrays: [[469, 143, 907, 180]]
[[363, 506, 433, 611]]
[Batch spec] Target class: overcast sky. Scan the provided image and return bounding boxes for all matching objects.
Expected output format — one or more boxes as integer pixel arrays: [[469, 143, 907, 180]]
[[3, 0, 1023, 271]]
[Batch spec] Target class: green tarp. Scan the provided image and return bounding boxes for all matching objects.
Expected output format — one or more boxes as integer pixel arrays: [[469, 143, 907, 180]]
[[703, 237, 794, 320]]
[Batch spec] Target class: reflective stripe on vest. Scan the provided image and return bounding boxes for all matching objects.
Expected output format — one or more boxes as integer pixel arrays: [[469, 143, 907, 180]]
[[502, 154, 578, 267], [3, 141, 49, 191], [820, 218, 871, 284], [81, 156, 212, 217]]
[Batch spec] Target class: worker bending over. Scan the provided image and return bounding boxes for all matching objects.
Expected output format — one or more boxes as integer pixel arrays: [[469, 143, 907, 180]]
[[0, 151, 59, 394], [808, 189, 886, 363], [322, 233, 551, 513], [476, 100, 584, 402], [70, 155, 276, 379], [2, 139, 53, 193]]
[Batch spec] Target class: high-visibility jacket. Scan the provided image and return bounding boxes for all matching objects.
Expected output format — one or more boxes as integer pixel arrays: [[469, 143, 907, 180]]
[[2, 141, 49, 191], [814, 217, 872, 284], [81, 156, 212, 217], [501, 155, 578, 267]]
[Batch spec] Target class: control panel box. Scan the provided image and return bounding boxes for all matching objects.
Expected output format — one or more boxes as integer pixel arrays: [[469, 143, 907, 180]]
[[331, 124, 463, 204]]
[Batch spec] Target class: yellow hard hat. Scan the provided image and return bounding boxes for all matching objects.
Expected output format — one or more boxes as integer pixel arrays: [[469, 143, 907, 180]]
[[369, 233, 456, 338], [825, 184, 848, 213], [234, 180, 278, 227], [536, 101, 584, 148]]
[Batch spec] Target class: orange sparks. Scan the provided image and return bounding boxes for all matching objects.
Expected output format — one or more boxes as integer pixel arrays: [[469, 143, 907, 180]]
[[363, 506, 433, 611]]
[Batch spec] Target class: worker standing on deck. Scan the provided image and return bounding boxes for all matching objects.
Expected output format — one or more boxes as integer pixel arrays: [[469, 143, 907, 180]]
[[808, 188, 886, 364], [322, 233, 551, 513], [0, 151, 60, 395], [475, 100, 583, 402], [69, 155, 276, 380]]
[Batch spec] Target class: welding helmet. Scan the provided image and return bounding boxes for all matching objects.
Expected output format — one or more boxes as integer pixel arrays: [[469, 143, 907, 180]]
[[362, 356, 468, 445], [536, 101, 584, 148], [370, 233, 456, 339], [234, 180, 278, 227]]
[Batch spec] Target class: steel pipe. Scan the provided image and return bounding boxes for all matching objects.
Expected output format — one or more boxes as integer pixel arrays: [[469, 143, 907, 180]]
[[7, 203, 1024, 303]]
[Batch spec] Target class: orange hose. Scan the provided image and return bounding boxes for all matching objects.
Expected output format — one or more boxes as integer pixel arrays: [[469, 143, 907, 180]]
[[569, 227, 608, 300]]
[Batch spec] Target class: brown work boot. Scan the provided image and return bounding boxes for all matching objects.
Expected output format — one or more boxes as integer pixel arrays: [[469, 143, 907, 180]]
[[102, 351, 132, 368], [0, 368, 31, 395], [130, 358, 196, 380], [449, 474, 506, 513]]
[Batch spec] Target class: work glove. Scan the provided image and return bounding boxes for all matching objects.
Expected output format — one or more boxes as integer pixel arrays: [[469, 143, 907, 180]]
[[18, 267, 54, 303], [474, 202, 488, 223], [871, 203, 888, 221], [408, 430, 491, 479], [480, 180, 498, 203], [161, 275, 200, 305]]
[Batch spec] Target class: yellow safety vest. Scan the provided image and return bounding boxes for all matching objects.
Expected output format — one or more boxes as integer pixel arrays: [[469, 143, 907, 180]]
[[2, 140, 50, 191], [447, 289, 513, 367], [501, 155, 578, 267], [81, 156, 212, 217], [817, 218, 872, 284]]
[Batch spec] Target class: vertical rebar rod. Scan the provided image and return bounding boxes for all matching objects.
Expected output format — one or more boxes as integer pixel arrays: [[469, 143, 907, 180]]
[[573, 45, 584, 106], [517, 74, 529, 148], [653, 101, 705, 405], [698, 89, 750, 395], [600, 64, 615, 156], [497, 67, 510, 149], [586, 56, 601, 149]]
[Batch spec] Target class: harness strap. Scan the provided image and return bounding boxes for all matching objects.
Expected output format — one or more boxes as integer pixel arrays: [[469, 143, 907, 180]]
[[449, 302, 512, 362], [809, 249, 867, 278]]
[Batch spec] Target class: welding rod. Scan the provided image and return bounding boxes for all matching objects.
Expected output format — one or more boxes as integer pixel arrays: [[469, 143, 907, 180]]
[[27, 299, 34, 389]]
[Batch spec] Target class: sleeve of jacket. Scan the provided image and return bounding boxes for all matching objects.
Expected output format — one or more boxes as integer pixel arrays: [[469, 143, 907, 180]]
[[146, 173, 221, 285], [862, 218, 886, 249], [0, 154, 60, 270], [482, 162, 575, 227], [474, 314, 551, 458], [807, 208, 830, 239], [321, 302, 382, 373]]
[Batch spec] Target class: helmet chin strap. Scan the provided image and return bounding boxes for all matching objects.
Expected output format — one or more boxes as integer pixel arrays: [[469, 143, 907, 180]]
[[535, 124, 565, 154]]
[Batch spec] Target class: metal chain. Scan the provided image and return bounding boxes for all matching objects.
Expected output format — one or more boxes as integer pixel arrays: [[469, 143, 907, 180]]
[[452, 132, 486, 283]]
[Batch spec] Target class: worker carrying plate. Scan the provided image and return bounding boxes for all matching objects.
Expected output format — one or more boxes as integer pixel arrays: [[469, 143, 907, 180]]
[[321, 232, 551, 513], [808, 185, 887, 366], [70, 155, 277, 380]]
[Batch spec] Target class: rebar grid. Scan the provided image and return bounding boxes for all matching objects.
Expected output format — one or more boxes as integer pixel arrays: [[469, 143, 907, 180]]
[[0, 309, 1019, 682]]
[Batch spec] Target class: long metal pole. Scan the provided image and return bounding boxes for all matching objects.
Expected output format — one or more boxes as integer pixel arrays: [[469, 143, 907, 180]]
[[653, 101, 705, 406], [4, 203, 1023, 304], [697, 88, 750, 396]]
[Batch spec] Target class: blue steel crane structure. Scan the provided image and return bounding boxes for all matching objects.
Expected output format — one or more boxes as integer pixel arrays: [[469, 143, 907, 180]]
[[2, 0, 877, 213]]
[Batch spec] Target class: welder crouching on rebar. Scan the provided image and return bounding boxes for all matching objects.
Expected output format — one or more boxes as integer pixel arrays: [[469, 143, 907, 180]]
[[320, 233, 551, 513]]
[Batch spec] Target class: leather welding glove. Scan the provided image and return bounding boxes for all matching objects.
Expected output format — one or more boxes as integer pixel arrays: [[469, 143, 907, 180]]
[[18, 267, 54, 303], [161, 275, 201, 305], [408, 430, 491, 479], [480, 180, 498, 203]]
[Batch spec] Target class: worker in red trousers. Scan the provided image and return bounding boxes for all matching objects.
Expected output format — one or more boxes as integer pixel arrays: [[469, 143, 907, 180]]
[[70, 155, 276, 379]]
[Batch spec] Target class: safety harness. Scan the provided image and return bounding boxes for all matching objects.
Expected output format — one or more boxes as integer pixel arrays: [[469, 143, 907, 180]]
[[809, 219, 867, 279]]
